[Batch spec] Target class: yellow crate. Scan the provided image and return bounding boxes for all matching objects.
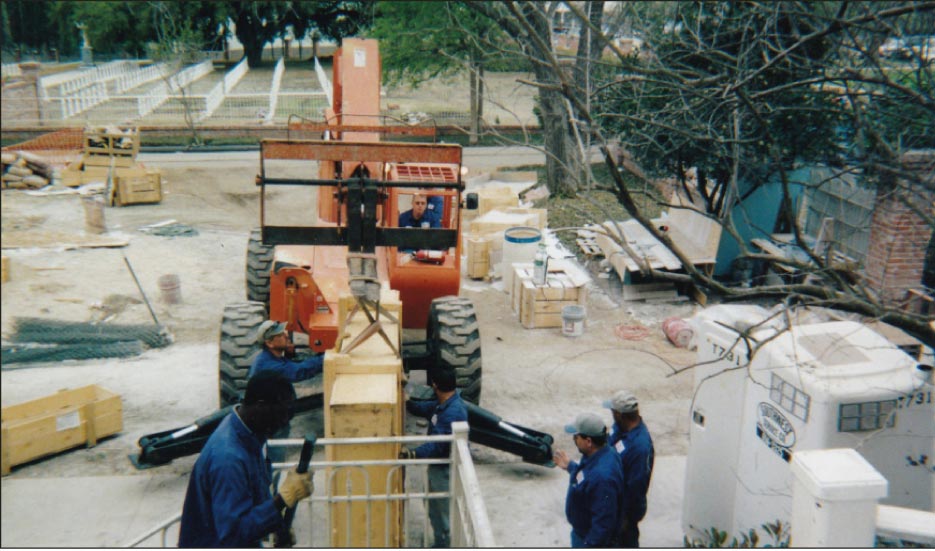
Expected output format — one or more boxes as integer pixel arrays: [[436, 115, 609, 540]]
[[114, 169, 162, 206], [466, 237, 491, 279], [324, 290, 404, 547], [2, 385, 123, 475], [83, 127, 140, 168], [511, 261, 589, 329]]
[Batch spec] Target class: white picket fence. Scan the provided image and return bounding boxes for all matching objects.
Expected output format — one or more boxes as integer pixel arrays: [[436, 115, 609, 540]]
[[2, 59, 333, 126]]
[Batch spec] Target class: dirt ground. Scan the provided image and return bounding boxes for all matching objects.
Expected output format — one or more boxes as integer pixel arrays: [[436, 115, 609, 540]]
[[0, 148, 699, 547]]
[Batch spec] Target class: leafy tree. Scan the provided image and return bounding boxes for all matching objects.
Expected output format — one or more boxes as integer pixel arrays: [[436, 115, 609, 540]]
[[221, 1, 373, 67], [465, 1, 587, 196], [369, 1, 507, 144], [459, 1, 935, 345]]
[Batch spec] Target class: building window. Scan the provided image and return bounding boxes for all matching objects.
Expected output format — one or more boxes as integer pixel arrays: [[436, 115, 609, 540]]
[[769, 373, 810, 422], [838, 400, 897, 432]]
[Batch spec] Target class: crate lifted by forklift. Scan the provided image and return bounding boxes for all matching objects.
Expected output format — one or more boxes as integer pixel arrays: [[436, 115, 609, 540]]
[[61, 126, 162, 207]]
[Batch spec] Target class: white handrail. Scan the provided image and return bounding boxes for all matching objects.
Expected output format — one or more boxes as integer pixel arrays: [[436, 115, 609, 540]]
[[876, 505, 935, 546], [314, 56, 333, 107], [266, 57, 285, 123], [224, 57, 249, 93], [125, 513, 181, 547]]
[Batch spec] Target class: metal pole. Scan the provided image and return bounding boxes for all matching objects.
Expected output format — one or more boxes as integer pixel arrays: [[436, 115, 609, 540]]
[[123, 255, 161, 326]]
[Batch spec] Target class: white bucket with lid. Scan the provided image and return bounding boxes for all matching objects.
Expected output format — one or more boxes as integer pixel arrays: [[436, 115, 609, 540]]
[[501, 226, 541, 290], [562, 304, 586, 337]]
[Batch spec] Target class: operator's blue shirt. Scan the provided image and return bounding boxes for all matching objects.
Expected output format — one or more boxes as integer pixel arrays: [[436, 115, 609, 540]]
[[178, 410, 281, 547], [405, 390, 468, 459], [248, 348, 323, 382], [398, 209, 440, 228], [610, 420, 654, 524], [565, 445, 625, 547]]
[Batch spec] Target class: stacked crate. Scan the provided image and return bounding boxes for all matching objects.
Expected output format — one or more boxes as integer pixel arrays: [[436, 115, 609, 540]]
[[510, 259, 589, 329]]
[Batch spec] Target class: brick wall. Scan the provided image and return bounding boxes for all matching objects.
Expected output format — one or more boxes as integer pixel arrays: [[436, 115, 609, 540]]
[[863, 150, 935, 304]]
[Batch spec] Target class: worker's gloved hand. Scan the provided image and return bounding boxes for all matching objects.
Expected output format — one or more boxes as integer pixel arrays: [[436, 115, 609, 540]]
[[398, 447, 417, 460], [278, 468, 312, 508]]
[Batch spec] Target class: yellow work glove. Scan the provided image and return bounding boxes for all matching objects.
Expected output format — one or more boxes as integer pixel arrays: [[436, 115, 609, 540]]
[[398, 447, 417, 460], [278, 468, 312, 508]]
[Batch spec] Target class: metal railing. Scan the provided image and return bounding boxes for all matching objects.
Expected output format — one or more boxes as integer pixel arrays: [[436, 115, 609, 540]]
[[127, 421, 493, 548]]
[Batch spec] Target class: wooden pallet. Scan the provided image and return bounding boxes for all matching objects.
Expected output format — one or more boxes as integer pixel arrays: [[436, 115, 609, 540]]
[[576, 236, 603, 258]]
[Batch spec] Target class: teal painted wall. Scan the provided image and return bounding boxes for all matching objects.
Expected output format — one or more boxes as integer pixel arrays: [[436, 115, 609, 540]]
[[713, 167, 809, 277]]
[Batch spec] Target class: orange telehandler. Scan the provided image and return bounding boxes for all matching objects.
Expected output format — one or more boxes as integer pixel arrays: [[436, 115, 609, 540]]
[[218, 39, 481, 409], [133, 39, 555, 474]]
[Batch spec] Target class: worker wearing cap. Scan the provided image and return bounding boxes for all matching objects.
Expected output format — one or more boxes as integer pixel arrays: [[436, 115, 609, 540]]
[[604, 390, 655, 548], [554, 412, 625, 548], [179, 372, 312, 547], [249, 320, 323, 383], [399, 368, 467, 548], [249, 320, 323, 485]]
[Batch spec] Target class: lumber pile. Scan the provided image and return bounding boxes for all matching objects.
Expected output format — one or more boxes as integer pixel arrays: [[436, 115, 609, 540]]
[[1, 150, 54, 189]]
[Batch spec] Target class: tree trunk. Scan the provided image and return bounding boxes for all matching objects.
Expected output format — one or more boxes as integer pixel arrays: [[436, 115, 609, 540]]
[[469, 60, 479, 145]]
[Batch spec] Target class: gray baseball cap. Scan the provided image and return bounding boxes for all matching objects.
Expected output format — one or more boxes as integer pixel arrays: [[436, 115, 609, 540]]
[[564, 412, 607, 438], [256, 320, 287, 344], [603, 390, 639, 413]]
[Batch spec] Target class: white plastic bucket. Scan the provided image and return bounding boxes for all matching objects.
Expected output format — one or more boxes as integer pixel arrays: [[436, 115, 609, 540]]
[[562, 304, 586, 337], [501, 226, 541, 290]]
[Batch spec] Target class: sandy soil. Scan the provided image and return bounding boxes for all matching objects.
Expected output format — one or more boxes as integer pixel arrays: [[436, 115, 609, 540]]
[[0, 149, 699, 547]]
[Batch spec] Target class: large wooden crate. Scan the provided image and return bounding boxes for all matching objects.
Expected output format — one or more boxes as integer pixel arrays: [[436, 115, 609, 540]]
[[510, 259, 590, 329], [1, 385, 123, 475], [324, 290, 404, 547]]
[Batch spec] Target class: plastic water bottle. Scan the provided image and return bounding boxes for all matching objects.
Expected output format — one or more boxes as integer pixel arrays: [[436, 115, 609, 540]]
[[533, 243, 548, 285]]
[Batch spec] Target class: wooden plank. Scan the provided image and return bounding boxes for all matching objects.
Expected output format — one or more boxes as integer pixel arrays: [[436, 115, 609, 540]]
[[1, 230, 128, 250]]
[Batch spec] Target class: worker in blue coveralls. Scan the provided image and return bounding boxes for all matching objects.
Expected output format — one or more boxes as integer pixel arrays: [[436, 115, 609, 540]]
[[553, 412, 625, 548], [604, 390, 655, 548], [178, 372, 312, 547], [426, 194, 444, 224], [249, 320, 323, 483], [399, 368, 468, 548], [399, 193, 441, 228]]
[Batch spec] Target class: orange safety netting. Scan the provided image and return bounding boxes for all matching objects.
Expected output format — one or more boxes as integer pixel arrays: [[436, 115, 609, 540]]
[[2, 128, 84, 167]]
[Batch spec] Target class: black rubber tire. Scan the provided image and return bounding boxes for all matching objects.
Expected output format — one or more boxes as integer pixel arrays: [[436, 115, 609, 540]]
[[427, 296, 482, 405], [246, 228, 274, 306], [218, 301, 266, 408]]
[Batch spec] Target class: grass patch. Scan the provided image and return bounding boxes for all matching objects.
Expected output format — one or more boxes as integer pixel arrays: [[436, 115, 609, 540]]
[[501, 162, 665, 253]]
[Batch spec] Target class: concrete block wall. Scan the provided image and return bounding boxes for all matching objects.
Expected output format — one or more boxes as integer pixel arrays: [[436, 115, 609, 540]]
[[863, 151, 935, 303]]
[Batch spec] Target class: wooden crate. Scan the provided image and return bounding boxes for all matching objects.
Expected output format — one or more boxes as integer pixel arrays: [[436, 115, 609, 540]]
[[510, 259, 590, 329], [83, 127, 140, 168], [1, 385, 123, 475], [114, 168, 162, 206], [466, 237, 491, 279], [324, 290, 404, 547]]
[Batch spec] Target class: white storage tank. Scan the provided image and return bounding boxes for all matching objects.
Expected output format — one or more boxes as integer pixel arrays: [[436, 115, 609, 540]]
[[683, 305, 935, 541]]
